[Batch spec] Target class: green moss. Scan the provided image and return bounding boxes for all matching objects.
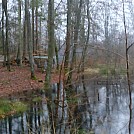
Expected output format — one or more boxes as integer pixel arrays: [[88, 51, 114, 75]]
[[12, 101, 27, 113], [77, 129, 86, 134], [0, 99, 12, 113], [32, 96, 42, 102], [0, 110, 5, 116], [31, 75, 37, 80], [89, 130, 95, 134], [67, 97, 78, 104], [0, 99, 27, 118]]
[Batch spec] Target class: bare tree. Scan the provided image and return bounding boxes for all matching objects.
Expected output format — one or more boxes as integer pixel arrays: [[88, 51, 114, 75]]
[[122, 0, 132, 133], [78, 0, 90, 72], [44, 0, 55, 133], [2, 0, 6, 66], [32, 0, 35, 53], [64, 0, 72, 70], [67, 0, 83, 83], [4, 0, 10, 71], [35, 0, 38, 51], [16, 0, 22, 66], [45, 0, 55, 89], [23, 0, 28, 59], [26, 0, 35, 79]]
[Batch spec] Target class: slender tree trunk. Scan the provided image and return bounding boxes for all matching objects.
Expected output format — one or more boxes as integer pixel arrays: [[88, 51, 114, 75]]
[[5, 0, 10, 71], [23, 0, 28, 59], [39, 9, 42, 45], [44, 0, 55, 132], [45, 0, 55, 89], [32, 0, 35, 53], [64, 0, 72, 70], [122, 1, 132, 133], [23, 20, 27, 59], [26, 1, 35, 79], [2, 0, 6, 66], [104, 1, 110, 72], [77, 16, 86, 72], [16, 0, 22, 66], [67, 0, 83, 83], [55, 42, 59, 70], [35, 0, 38, 52], [78, 0, 90, 73]]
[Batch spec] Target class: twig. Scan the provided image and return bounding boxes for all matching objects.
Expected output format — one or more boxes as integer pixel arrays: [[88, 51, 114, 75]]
[[127, 42, 134, 51]]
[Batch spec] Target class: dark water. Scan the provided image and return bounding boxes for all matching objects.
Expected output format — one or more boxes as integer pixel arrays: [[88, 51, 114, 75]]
[[0, 77, 134, 134]]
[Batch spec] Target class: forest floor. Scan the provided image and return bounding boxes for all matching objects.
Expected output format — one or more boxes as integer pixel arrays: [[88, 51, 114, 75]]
[[0, 64, 63, 98]]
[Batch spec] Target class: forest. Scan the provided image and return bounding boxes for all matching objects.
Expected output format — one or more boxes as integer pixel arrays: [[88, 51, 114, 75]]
[[0, 0, 134, 134]]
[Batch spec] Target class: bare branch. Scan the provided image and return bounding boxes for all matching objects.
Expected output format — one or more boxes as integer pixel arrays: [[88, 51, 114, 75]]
[[127, 42, 134, 51]]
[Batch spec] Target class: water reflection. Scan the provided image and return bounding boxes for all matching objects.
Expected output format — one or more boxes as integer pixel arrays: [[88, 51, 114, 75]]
[[0, 76, 134, 134], [76, 77, 134, 134], [0, 92, 51, 134]]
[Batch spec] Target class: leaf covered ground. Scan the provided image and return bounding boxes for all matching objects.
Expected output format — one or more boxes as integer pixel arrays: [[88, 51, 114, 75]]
[[0, 65, 62, 97]]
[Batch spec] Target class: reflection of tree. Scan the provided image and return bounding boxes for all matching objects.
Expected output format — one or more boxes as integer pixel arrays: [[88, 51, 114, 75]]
[[73, 75, 95, 132], [26, 105, 33, 133], [8, 116, 12, 134], [21, 114, 24, 133], [122, 0, 132, 133], [106, 84, 110, 115], [82, 76, 94, 132]]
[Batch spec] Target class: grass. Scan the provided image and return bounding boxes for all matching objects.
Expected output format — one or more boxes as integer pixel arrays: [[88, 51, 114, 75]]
[[83, 64, 128, 78], [84, 68, 99, 75], [84, 64, 127, 76]]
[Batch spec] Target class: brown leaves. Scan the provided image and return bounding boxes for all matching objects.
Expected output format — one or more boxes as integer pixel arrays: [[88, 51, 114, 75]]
[[0, 66, 63, 97], [0, 66, 41, 97]]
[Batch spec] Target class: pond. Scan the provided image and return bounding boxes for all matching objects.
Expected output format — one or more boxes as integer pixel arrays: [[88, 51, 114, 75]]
[[0, 76, 134, 134]]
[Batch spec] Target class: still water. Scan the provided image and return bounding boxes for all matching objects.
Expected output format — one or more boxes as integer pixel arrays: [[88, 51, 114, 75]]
[[0, 77, 134, 134]]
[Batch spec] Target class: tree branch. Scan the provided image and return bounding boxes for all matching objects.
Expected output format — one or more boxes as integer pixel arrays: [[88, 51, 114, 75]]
[[127, 42, 134, 51]]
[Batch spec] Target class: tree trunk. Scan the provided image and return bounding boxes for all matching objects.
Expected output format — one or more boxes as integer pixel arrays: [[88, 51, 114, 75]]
[[32, 0, 35, 53], [122, 0, 132, 133], [64, 0, 72, 70], [67, 0, 83, 84], [39, 8, 42, 45], [44, 0, 55, 132], [23, 20, 27, 59], [35, 0, 38, 51], [26, 0, 35, 79], [5, 0, 11, 71], [78, 0, 90, 73], [45, 0, 55, 90], [23, 0, 28, 59], [55, 42, 59, 70], [16, 0, 22, 66], [2, 0, 6, 66]]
